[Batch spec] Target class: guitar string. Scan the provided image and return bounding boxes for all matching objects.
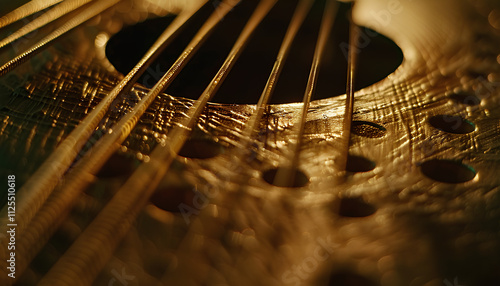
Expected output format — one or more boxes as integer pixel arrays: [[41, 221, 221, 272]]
[[272, 0, 338, 187], [4, 0, 229, 280], [5, 0, 354, 282], [0, 0, 63, 29], [0, 0, 123, 226], [5, 0, 496, 284], [237, 0, 314, 145], [222, 9, 354, 276], [0, 0, 207, 275], [38, 0, 278, 284], [164, 0, 314, 281], [339, 8, 359, 173], [0, 0, 122, 77], [0, 0, 94, 50]]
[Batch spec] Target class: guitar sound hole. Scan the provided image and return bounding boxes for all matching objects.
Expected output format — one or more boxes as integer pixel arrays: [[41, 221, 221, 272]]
[[105, 0, 403, 104], [178, 139, 223, 159], [448, 92, 481, 106], [351, 121, 387, 138], [150, 186, 195, 213], [346, 155, 376, 173], [337, 197, 377, 218], [428, 115, 476, 134], [328, 271, 378, 286], [262, 167, 309, 188], [420, 159, 476, 184]]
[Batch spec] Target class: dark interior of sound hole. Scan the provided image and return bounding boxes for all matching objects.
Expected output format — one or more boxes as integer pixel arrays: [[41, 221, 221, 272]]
[[106, 0, 403, 104]]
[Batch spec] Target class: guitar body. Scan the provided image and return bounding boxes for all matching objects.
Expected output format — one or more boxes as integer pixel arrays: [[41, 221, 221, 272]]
[[0, 0, 499, 285]]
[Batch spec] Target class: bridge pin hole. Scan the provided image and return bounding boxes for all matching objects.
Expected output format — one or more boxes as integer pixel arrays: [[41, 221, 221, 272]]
[[178, 138, 223, 159], [336, 196, 377, 218], [428, 115, 476, 134], [150, 185, 195, 213], [262, 167, 309, 188], [420, 159, 476, 184], [328, 271, 379, 286], [351, 121, 387, 138], [346, 155, 376, 173]]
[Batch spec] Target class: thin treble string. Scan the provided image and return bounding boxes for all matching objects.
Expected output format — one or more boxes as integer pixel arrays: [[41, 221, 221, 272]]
[[272, 0, 339, 187], [0, 0, 207, 270], [339, 6, 360, 173], [0, 0, 63, 29], [0, 0, 94, 50], [38, 1, 277, 285], [9, 0, 235, 280], [240, 0, 313, 146]]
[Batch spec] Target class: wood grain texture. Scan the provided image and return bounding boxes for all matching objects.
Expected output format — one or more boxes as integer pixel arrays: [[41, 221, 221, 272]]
[[0, 0, 499, 285]]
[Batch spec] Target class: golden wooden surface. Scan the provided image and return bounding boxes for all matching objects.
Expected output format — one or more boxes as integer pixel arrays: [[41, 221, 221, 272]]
[[0, 0, 499, 285]]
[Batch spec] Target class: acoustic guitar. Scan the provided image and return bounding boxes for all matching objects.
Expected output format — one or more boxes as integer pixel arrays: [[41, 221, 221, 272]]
[[0, 0, 499, 285]]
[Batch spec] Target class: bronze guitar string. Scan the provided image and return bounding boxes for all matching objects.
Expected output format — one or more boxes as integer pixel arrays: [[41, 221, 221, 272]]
[[0, 1, 206, 272], [272, 0, 338, 188], [339, 13, 359, 174], [0, 0, 63, 29], [0, 0, 122, 77], [0, 0, 499, 285], [38, 0, 278, 284], [0, 0, 97, 50], [2, 0, 247, 281]]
